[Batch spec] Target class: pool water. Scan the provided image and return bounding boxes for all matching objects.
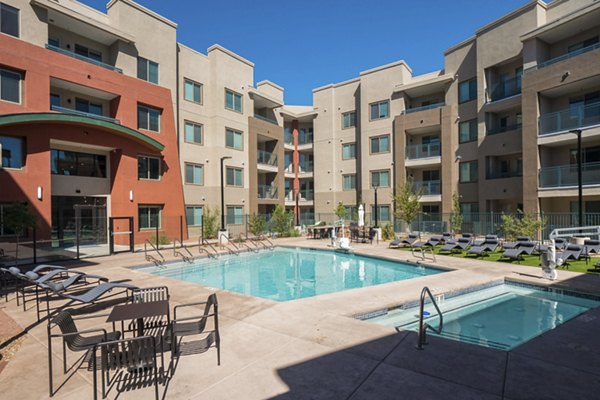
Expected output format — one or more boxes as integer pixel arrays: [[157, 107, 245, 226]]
[[139, 247, 443, 301], [366, 283, 600, 350]]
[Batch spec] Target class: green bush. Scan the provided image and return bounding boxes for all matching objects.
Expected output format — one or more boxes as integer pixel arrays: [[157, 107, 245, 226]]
[[202, 206, 220, 239], [271, 205, 294, 237], [249, 213, 266, 237], [150, 234, 171, 245], [382, 223, 395, 241], [500, 211, 545, 240]]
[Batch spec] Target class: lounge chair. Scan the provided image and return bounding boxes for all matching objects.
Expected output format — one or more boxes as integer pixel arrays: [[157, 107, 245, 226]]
[[57, 282, 138, 310], [389, 232, 419, 248], [439, 237, 472, 253], [441, 232, 454, 244], [502, 236, 532, 250], [412, 236, 442, 249], [558, 244, 584, 264], [584, 239, 600, 256], [467, 239, 500, 257], [501, 242, 536, 262]]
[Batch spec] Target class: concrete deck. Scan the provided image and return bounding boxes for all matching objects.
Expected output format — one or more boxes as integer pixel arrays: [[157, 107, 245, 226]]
[[1, 237, 600, 399]]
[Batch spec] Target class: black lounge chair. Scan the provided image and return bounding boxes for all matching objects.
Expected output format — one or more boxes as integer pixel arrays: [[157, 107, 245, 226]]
[[502, 236, 532, 250], [441, 232, 454, 244], [440, 237, 472, 253], [58, 282, 138, 307], [558, 244, 584, 264], [390, 232, 419, 248], [412, 235, 442, 249], [467, 239, 500, 257], [584, 239, 600, 256], [501, 242, 537, 262]]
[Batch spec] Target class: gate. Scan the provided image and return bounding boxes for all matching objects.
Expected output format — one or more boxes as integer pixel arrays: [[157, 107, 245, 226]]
[[109, 217, 134, 255]]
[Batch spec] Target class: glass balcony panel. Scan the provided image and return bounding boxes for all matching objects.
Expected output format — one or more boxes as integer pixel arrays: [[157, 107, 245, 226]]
[[46, 44, 122, 73], [413, 180, 440, 195], [401, 102, 445, 115], [489, 75, 521, 101], [257, 150, 278, 166], [405, 142, 441, 159], [539, 162, 600, 188], [525, 42, 600, 73], [51, 105, 120, 125], [258, 184, 278, 199], [539, 102, 600, 135]]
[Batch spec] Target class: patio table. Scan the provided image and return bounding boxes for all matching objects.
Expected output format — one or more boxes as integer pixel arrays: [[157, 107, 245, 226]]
[[107, 300, 170, 337]]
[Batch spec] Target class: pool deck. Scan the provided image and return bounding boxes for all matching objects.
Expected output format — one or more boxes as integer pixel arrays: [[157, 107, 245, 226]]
[[1, 237, 600, 399]]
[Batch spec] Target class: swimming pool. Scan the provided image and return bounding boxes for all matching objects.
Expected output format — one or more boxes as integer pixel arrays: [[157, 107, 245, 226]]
[[138, 247, 443, 301], [364, 283, 600, 350]]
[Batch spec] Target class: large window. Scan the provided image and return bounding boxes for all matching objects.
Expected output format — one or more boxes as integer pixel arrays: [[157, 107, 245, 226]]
[[459, 78, 477, 103], [226, 206, 243, 225], [186, 206, 203, 226], [342, 143, 356, 160], [184, 163, 204, 185], [1, 3, 19, 37], [184, 121, 203, 145], [1, 68, 21, 103], [459, 161, 478, 183], [137, 57, 159, 84], [343, 174, 356, 191], [137, 155, 160, 180], [225, 89, 242, 112], [371, 205, 391, 222], [0, 136, 24, 168], [74, 44, 101, 62], [184, 79, 202, 104], [138, 104, 161, 132], [371, 170, 390, 188], [370, 100, 389, 120], [75, 98, 102, 116], [370, 134, 390, 154], [459, 119, 478, 143], [225, 128, 243, 150], [568, 36, 599, 53], [51, 149, 106, 178], [342, 111, 356, 129], [0, 203, 17, 236], [138, 205, 161, 230], [226, 167, 243, 187]]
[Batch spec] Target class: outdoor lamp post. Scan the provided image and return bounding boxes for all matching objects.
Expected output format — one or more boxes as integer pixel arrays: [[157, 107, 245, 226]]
[[569, 129, 583, 227], [373, 184, 379, 228], [220, 156, 232, 232]]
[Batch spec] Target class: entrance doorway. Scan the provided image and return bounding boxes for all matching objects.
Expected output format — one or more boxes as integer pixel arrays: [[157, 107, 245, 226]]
[[51, 196, 108, 247]]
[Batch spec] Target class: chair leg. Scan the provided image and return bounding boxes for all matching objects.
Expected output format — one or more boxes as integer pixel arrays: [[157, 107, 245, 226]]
[[48, 330, 54, 397]]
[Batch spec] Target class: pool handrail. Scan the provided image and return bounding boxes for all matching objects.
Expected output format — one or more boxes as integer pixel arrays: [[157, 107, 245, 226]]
[[416, 286, 444, 350], [173, 239, 194, 263], [198, 237, 219, 259], [144, 239, 165, 266], [218, 233, 240, 256]]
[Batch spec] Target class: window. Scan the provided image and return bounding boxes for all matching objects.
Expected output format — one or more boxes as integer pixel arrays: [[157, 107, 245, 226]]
[[138, 104, 161, 132], [137, 155, 160, 180], [460, 119, 478, 142], [342, 111, 356, 129], [459, 78, 477, 103], [0, 136, 24, 168], [568, 36, 599, 53], [0, 203, 17, 236], [371, 205, 391, 222], [226, 206, 243, 225], [343, 174, 356, 191], [342, 143, 356, 160], [186, 206, 203, 226], [371, 170, 390, 188], [51, 149, 106, 177], [370, 100, 389, 120], [459, 161, 478, 183], [74, 44, 101, 62], [48, 37, 59, 47], [184, 121, 203, 144], [185, 163, 204, 185], [225, 128, 243, 150], [226, 167, 243, 187], [0, 3, 19, 37], [138, 206, 161, 229], [75, 98, 102, 116], [225, 89, 242, 112], [0, 68, 21, 103], [137, 57, 159, 84], [50, 94, 60, 108], [370, 135, 390, 154], [184, 79, 202, 104]]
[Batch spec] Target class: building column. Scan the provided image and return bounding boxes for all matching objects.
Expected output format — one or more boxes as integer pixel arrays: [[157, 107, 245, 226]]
[[292, 120, 300, 222]]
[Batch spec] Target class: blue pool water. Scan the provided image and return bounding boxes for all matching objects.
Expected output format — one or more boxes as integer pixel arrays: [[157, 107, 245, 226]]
[[366, 283, 600, 350], [139, 247, 443, 301]]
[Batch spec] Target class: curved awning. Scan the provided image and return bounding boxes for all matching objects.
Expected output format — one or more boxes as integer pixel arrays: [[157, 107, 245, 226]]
[[0, 113, 164, 151]]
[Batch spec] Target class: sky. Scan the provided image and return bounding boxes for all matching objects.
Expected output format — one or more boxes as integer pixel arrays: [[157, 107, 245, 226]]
[[81, 0, 530, 105]]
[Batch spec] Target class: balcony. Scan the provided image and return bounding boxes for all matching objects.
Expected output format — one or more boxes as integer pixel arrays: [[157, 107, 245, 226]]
[[525, 42, 600, 74], [46, 44, 122, 73], [489, 76, 521, 102], [401, 102, 445, 115], [539, 102, 600, 135], [405, 143, 441, 160], [539, 162, 600, 188], [258, 184, 278, 200], [51, 105, 120, 125], [285, 190, 314, 202], [414, 180, 440, 195], [253, 113, 278, 125], [257, 150, 277, 167], [486, 170, 522, 180], [284, 132, 294, 145], [487, 123, 522, 136], [298, 133, 313, 146], [299, 161, 313, 173]]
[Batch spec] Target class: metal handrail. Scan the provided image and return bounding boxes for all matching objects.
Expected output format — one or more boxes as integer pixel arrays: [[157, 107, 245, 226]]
[[144, 239, 165, 266], [173, 239, 194, 263], [218, 232, 240, 256], [416, 286, 444, 350], [236, 235, 259, 253], [198, 237, 219, 258], [411, 247, 437, 263], [259, 235, 275, 250]]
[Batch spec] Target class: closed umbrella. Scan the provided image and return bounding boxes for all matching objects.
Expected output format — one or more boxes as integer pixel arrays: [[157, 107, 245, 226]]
[[358, 204, 365, 228]]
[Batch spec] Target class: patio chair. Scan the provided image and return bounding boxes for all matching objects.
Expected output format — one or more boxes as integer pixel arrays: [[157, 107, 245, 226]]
[[441, 232, 454, 243], [439, 237, 472, 254], [128, 286, 171, 338], [92, 336, 163, 400], [584, 239, 600, 256], [558, 244, 584, 264], [467, 239, 500, 257], [394, 233, 420, 247], [502, 236, 532, 250], [501, 242, 537, 262], [411, 236, 442, 249], [47, 309, 121, 396], [169, 293, 220, 366]]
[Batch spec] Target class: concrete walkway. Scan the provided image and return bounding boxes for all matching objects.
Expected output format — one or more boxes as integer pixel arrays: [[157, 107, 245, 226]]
[[1, 237, 599, 399]]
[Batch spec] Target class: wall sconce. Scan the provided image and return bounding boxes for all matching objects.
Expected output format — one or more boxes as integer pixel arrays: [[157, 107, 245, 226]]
[[129, 190, 134, 202], [37, 186, 43, 200]]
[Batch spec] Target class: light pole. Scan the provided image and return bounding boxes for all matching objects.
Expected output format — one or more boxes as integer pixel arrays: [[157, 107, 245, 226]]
[[373, 184, 379, 228], [569, 129, 583, 227], [220, 156, 232, 232]]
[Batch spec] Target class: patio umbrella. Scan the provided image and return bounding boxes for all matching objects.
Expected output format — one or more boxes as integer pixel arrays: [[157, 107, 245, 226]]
[[358, 204, 365, 228]]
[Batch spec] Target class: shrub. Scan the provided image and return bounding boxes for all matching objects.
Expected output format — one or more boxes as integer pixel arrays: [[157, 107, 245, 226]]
[[382, 223, 395, 241], [500, 211, 545, 240], [271, 205, 294, 237], [450, 191, 463, 234], [150, 234, 171, 245], [393, 179, 422, 230], [334, 202, 348, 220], [202, 206, 220, 239], [249, 213, 266, 237]]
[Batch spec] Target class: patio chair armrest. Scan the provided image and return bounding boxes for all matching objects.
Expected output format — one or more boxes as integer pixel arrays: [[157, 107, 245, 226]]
[[173, 313, 215, 323], [173, 301, 209, 318], [72, 312, 112, 320], [51, 328, 108, 340]]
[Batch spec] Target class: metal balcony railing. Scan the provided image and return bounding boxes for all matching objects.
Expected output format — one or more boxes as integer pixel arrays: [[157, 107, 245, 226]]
[[257, 150, 278, 166], [525, 42, 600, 73], [539, 102, 600, 135], [258, 184, 278, 199], [487, 123, 522, 135], [46, 44, 123, 73], [539, 162, 600, 188], [401, 102, 445, 115], [51, 105, 120, 125], [405, 142, 441, 159], [414, 180, 441, 195]]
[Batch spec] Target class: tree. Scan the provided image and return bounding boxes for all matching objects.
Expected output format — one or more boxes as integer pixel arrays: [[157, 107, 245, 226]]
[[450, 192, 463, 234], [271, 205, 294, 237], [202, 206, 219, 239], [3, 203, 37, 266], [500, 211, 545, 240], [334, 202, 348, 221], [393, 179, 422, 231], [248, 213, 266, 237]]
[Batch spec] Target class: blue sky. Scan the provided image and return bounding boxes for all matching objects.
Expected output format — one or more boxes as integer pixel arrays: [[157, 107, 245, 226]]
[[83, 0, 529, 105]]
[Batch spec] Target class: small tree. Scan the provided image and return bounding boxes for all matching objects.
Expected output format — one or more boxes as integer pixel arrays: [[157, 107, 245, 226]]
[[393, 180, 422, 231], [334, 202, 348, 221], [450, 192, 463, 234], [202, 206, 220, 239], [249, 213, 266, 237], [500, 211, 545, 240], [3, 203, 37, 265], [271, 205, 294, 237], [382, 223, 395, 241]]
